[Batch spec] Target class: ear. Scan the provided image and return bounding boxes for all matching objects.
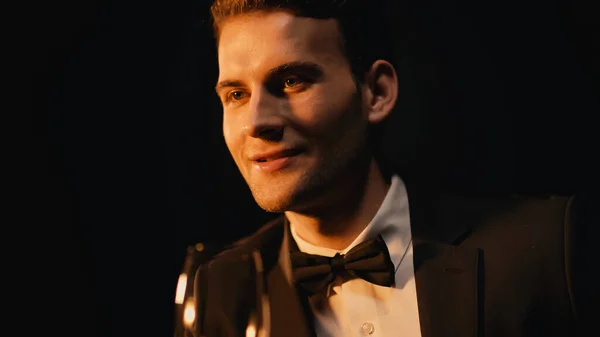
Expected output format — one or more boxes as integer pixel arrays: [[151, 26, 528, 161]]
[[362, 60, 398, 124]]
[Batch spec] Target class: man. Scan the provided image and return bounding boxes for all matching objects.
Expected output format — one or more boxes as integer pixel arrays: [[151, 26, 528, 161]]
[[189, 1, 591, 336]]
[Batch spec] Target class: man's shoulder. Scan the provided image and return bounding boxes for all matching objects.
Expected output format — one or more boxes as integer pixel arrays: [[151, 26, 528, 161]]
[[423, 192, 577, 237], [436, 191, 573, 204], [431, 192, 575, 216]]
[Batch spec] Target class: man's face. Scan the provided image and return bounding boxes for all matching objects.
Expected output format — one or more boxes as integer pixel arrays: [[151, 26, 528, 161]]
[[216, 11, 371, 212]]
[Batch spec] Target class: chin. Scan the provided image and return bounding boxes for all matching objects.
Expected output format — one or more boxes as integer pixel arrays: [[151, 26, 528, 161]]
[[247, 173, 306, 213], [253, 194, 293, 213], [246, 180, 291, 212], [250, 182, 325, 214]]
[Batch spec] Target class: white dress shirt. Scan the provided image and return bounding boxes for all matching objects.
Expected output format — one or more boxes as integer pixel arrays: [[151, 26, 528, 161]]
[[289, 175, 422, 337]]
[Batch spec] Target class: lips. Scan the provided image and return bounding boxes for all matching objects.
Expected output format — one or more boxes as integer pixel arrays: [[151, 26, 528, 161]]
[[250, 148, 304, 162]]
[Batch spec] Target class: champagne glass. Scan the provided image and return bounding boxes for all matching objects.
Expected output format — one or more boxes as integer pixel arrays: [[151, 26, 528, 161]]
[[246, 250, 271, 337], [173, 245, 271, 337], [173, 242, 215, 337]]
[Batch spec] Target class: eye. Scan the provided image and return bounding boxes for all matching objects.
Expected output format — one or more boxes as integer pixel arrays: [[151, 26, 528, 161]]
[[283, 76, 302, 89], [226, 90, 247, 102]]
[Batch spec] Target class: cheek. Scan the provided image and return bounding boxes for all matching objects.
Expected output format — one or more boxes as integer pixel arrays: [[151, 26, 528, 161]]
[[222, 114, 240, 155], [290, 86, 361, 134]]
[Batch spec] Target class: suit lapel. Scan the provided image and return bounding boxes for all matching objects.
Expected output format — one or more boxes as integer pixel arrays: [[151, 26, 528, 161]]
[[201, 255, 256, 337], [412, 239, 483, 337], [267, 218, 314, 337], [268, 262, 314, 337], [404, 176, 484, 337]]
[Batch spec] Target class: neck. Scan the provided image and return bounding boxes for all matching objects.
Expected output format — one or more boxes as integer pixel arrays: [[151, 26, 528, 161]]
[[285, 159, 391, 250]]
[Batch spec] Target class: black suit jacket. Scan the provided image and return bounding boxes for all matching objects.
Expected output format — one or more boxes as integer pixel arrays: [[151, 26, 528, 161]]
[[190, 186, 592, 337]]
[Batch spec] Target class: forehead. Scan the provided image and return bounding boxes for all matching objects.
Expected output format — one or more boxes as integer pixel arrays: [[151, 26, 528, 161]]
[[216, 11, 347, 79]]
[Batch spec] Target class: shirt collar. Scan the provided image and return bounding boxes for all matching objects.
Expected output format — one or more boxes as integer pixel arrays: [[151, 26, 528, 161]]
[[290, 174, 412, 271]]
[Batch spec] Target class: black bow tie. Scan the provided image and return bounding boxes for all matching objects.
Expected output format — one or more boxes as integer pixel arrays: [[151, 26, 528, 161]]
[[290, 235, 395, 295]]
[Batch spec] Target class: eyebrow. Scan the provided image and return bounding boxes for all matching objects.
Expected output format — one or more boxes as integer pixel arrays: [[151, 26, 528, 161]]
[[215, 61, 324, 93]]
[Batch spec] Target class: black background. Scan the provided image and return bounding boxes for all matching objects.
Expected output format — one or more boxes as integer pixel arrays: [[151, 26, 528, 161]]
[[26, 0, 597, 336]]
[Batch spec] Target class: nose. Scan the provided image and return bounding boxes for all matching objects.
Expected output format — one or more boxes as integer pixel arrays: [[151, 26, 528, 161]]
[[242, 87, 284, 141]]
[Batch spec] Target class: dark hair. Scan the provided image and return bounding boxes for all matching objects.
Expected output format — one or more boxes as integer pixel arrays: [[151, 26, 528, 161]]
[[209, 0, 396, 84]]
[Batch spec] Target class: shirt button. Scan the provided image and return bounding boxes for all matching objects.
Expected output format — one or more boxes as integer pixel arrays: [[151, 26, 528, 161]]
[[361, 322, 375, 335]]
